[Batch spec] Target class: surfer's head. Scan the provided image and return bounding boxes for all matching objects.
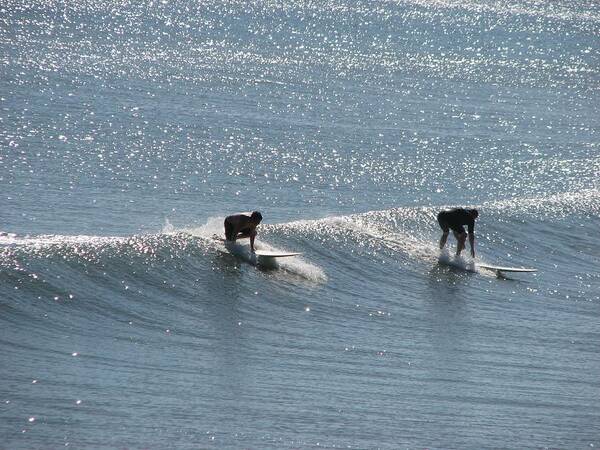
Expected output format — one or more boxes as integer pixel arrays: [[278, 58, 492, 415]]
[[250, 211, 263, 224], [469, 209, 479, 219]]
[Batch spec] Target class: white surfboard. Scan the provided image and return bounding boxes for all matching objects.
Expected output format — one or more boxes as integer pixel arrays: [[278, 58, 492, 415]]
[[254, 249, 302, 268], [477, 263, 537, 274], [438, 254, 536, 276], [254, 250, 302, 258], [211, 235, 301, 267]]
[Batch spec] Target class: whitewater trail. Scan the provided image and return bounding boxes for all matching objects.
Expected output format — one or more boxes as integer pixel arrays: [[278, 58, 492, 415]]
[[176, 217, 328, 283]]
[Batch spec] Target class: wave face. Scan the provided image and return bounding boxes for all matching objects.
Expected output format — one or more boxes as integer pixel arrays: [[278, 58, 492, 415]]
[[2, 191, 600, 448], [1, 0, 599, 447]]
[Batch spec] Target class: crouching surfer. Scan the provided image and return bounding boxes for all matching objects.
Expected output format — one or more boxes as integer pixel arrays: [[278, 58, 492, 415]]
[[437, 208, 478, 258], [224, 211, 263, 252]]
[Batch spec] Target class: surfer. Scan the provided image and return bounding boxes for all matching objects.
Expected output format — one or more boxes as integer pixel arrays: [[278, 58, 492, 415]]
[[224, 211, 263, 252], [437, 208, 479, 258]]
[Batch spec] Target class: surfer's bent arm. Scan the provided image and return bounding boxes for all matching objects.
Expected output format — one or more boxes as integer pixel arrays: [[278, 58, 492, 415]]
[[249, 229, 257, 252]]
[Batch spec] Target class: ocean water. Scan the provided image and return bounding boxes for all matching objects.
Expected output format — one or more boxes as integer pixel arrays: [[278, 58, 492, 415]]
[[1, 0, 599, 448]]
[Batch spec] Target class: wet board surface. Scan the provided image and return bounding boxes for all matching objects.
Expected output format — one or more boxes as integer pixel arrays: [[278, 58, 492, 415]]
[[255, 250, 302, 258], [477, 264, 537, 273], [210, 235, 301, 264], [438, 254, 536, 274]]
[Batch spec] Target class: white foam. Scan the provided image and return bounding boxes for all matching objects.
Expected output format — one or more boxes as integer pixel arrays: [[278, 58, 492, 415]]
[[438, 251, 477, 272], [319, 211, 440, 264], [253, 240, 327, 283], [161, 217, 175, 234], [0, 233, 124, 248]]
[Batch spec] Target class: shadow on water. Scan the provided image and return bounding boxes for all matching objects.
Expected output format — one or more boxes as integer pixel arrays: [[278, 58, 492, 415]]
[[195, 250, 258, 395], [424, 263, 473, 334], [420, 263, 480, 386], [428, 263, 473, 291], [432, 260, 530, 284]]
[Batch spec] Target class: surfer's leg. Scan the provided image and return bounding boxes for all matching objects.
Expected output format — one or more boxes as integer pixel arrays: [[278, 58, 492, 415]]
[[439, 231, 449, 249], [455, 231, 467, 255], [437, 214, 449, 249], [224, 220, 235, 241]]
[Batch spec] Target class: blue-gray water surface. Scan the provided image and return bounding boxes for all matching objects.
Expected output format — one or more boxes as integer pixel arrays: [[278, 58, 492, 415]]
[[1, 0, 599, 448]]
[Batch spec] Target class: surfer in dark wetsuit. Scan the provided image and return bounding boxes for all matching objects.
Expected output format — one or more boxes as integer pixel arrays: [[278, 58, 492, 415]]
[[437, 208, 479, 258], [224, 211, 263, 252]]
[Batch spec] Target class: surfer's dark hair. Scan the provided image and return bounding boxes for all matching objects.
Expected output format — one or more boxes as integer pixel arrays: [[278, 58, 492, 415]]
[[251, 211, 263, 223], [470, 209, 479, 218]]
